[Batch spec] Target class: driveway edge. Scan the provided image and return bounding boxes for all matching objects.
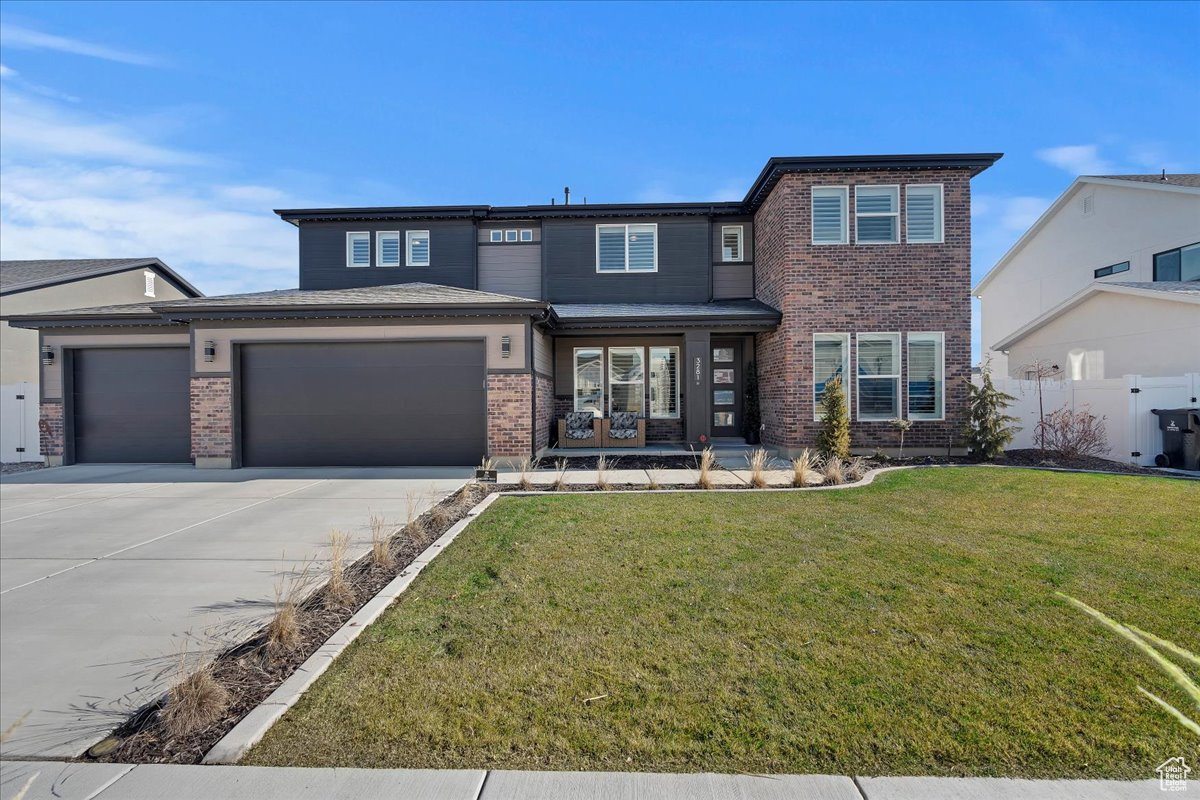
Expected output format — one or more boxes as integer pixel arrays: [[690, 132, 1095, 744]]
[[201, 491, 502, 765]]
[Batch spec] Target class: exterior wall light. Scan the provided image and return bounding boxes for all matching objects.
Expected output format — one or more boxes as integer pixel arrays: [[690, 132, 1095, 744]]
[[203, 341, 216, 362], [500, 335, 511, 359], [41, 345, 55, 366]]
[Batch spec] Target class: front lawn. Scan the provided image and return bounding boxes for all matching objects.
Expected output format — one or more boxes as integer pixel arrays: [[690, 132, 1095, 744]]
[[247, 468, 1198, 778]]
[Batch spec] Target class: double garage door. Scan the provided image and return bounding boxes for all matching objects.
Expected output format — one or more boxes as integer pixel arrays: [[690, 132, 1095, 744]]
[[69, 341, 487, 467]]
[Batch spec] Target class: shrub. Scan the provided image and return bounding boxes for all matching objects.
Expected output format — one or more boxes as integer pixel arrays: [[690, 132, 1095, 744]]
[[889, 418, 913, 459], [551, 458, 568, 491], [324, 530, 355, 610], [963, 361, 1020, 461], [368, 512, 394, 570], [845, 456, 868, 482], [1036, 405, 1109, 459], [746, 448, 769, 488], [791, 449, 820, 487], [697, 448, 715, 490], [162, 658, 230, 739], [816, 376, 851, 461], [645, 469, 661, 491], [823, 457, 845, 485], [595, 454, 609, 491]]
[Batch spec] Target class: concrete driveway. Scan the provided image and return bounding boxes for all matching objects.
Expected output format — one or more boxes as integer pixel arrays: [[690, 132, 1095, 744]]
[[0, 463, 470, 759]]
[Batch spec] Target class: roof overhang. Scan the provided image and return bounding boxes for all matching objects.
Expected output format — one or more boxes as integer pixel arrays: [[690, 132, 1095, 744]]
[[545, 302, 781, 333], [274, 202, 745, 225], [4, 314, 183, 330], [0, 258, 203, 298]]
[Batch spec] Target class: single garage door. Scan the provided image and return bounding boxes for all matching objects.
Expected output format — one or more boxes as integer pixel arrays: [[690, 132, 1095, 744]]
[[240, 340, 487, 467], [71, 347, 191, 463]]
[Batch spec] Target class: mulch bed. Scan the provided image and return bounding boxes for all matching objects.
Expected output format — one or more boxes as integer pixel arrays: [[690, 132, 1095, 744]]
[[1, 462, 46, 475], [532, 454, 703, 471], [993, 449, 1155, 475], [90, 483, 493, 765]]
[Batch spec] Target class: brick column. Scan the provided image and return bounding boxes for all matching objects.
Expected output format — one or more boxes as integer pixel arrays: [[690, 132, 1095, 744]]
[[39, 401, 64, 466], [190, 376, 233, 468], [535, 374, 554, 454], [487, 373, 534, 460]]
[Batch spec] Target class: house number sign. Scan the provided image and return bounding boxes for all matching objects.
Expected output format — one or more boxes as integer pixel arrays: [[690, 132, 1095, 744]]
[[694, 356, 703, 385]]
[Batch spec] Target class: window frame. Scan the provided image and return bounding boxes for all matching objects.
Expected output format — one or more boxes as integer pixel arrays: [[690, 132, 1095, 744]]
[[572, 347, 605, 417], [595, 223, 659, 273], [505, 229, 518, 242], [905, 184, 944, 244], [376, 230, 401, 267], [812, 333, 851, 421], [648, 345, 680, 419], [811, 186, 849, 245], [856, 332, 901, 421], [906, 332, 945, 421], [406, 230, 431, 267], [1153, 241, 1200, 282], [720, 224, 744, 262], [346, 231, 371, 268], [1093, 261, 1130, 279], [489, 230, 503, 243], [854, 185, 901, 245], [520, 229, 534, 242], [607, 346, 646, 417]]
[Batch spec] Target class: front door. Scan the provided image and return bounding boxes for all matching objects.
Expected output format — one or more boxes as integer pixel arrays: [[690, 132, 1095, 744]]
[[711, 340, 742, 438]]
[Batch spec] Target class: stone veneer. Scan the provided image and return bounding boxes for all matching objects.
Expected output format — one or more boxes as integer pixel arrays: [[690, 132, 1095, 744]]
[[487, 373, 533, 458], [190, 376, 233, 463], [39, 400, 64, 464], [753, 169, 972, 453]]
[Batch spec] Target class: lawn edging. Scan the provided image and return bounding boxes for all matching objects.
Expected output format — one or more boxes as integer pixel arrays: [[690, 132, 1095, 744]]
[[201, 491, 503, 765]]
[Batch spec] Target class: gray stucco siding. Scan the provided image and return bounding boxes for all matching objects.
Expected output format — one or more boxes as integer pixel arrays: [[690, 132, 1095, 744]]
[[298, 220, 477, 291], [541, 217, 711, 303], [478, 244, 541, 299]]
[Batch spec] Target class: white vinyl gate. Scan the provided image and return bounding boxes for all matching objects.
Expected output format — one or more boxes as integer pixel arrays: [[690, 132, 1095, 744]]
[[992, 373, 1199, 466], [0, 381, 41, 463]]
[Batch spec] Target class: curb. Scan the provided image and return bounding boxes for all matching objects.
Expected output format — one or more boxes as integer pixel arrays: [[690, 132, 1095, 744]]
[[202, 491, 503, 764]]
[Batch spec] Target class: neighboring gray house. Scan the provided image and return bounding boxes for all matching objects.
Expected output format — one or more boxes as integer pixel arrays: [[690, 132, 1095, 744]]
[[0, 259, 201, 462]]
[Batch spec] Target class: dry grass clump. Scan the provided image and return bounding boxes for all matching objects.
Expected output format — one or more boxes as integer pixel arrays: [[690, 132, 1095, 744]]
[[517, 458, 535, 491], [265, 562, 313, 660], [697, 448, 715, 489], [595, 454, 609, 491], [162, 655, 230, 739], [844, 456, 868, 482], [823, 457, 845, 485], [791, 449, 821, 487], [427, 502, 454, 532], [324, 530, 355, 610], [551, 458, 568, 491], [645, 469, 661, 490], [368, 511, 395, 570], [746, 448, 769, 488]]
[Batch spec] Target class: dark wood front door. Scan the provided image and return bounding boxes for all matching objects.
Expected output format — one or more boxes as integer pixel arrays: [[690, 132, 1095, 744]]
[[711, 340, 742, 438]]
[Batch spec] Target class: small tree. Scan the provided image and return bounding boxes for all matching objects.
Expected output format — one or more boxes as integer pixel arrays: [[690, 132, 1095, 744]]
[[816, 375, 851, 460], [963, 361, 1020, 461], [889, 417, 913, 460], [742, 361, 761, 444], [1018, 358, 1062, 451]]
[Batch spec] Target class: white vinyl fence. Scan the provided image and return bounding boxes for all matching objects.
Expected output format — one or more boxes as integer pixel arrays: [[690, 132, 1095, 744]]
[[0, 381, 41, 463], [992, 374, 1199, 466]]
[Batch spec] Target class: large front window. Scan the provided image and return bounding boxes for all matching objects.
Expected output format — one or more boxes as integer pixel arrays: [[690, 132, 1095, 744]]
[[573, 348, 604, 416], [649, 346, 679, 419], [1153, 242, 1200, 282], [857, 333, 900, 420], [813, 333, 850, 420], [596, 224, 658, 272], [608, 347, 645, 415]]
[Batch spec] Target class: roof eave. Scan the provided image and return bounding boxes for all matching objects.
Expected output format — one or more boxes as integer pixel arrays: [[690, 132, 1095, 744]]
[[0, 259, 203, 298]]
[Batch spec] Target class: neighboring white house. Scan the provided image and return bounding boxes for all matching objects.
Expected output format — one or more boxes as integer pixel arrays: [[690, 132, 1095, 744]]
[[975, 173, 1200, 379], [0, 258, 201, 462]]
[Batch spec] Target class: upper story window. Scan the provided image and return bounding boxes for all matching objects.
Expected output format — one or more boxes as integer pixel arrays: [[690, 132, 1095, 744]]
[[1093, 261, 1130, 279], [721, 225, 744, 261], [812, 187, 848, 244], [143, 271, 156, 298], [520, 229, 534, 242], [376, 231, 401, 267], [490, 230, 503, 243], [855, 186, 900, 244], [406, 230, 430, 267], [488, 229, 534, 243], [346, 232, 370, 267], [596, 223, 657, 273], [505, 229, 519, 242], [1153, 242, 1200, 282], [906, 185, 944, 244]]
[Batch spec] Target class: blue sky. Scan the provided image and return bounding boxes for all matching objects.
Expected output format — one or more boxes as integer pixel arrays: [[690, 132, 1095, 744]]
[[1, 1, 1197, 357]]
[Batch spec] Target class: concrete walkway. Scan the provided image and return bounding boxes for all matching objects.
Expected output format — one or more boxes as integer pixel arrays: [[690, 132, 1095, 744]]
[[0, 464, 469, 760], [0, 762, 1160, 799]]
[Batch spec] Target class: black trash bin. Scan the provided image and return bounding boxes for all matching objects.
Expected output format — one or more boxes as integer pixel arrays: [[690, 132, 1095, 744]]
[[1150, 408, 1200, 470]]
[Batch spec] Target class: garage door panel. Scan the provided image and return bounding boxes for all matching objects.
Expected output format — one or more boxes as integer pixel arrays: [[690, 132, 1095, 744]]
[[72, 348, 190, 463], [240, 341, 488, 467]]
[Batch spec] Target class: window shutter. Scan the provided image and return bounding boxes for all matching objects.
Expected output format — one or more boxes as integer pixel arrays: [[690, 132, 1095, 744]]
[[812, 188, 847, 243], [906, 186, 941, 243]]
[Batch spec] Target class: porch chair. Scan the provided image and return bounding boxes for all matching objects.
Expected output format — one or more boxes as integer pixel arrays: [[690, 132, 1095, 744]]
[[601, 411, 646, 448], [557, 411, 600, 448]]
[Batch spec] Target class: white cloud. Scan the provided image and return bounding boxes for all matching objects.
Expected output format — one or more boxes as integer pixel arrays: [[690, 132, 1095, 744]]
[[0, 24, 159, 66], [0, 63, 14, 78], [1035, 144, 1114, 176]]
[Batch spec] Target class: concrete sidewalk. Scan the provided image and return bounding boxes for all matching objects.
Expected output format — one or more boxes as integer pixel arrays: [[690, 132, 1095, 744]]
[[0, 762, 1161, 799]]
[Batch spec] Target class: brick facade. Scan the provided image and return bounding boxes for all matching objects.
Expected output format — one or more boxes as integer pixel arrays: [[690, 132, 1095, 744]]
[[535, 374, 554, 453], [38, 400, 64, 461], [190, 376, 233, 460], [754, 169, 972, 453], [487, 373, 533, 459]]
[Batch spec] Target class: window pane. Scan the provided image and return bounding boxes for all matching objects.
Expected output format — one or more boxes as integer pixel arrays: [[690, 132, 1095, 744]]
[[520, 229, 534, 242], [1155, 249, 1181, 281], [379, 234, 400, 266], [597, 226, 626, 271], [506, 230, 518, 242], [812, 189, 846, 243], [859, 378, 898, 418], [713, 368, 734, 384], [714, 390, 735, 405], [649, 347, 679, 419], [609, 348, 643, 382], [1182, 243, 1200, 281], [712, 347, 734, 362], [908, 334, 943, 420], [574, 349, 604, 416], [858, 338, 897, 376], [858, 334, 899, 420], [490, 230, 503, 242], [856, 187, 897, 214], [348, 233, 370, 266], [722, 226, 742, 261], [857, 215, 897, 243], [814, 335, 848, 416], [906, 186, 940, 242], [609, 347, 644, 415], [627, 224, 656, 271], [407, 231, 430, 265], [610, 383, 644, 415], [714, 412, 734, 427]]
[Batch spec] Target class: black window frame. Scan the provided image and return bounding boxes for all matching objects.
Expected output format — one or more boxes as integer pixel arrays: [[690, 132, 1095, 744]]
[[1093, 261, 1130, 278], [1153, 241, 1200, 282]]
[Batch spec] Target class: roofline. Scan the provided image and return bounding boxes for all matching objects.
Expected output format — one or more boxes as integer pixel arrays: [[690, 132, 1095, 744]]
[[973, 175, 1200, 295], [4, 313, 177, 330], [0, 259, 203, 298], [742, 153, 1003, 211], [274, 202, 745, 225], [990, 282, 1200, 351]]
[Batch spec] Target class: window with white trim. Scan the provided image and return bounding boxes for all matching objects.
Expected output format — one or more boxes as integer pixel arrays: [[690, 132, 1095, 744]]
[[406, 230, 430, 266], [857, 333, 900, 420], [721, 225, 743, 261], [906, 185, 943, 243], [855, 186, 900, 244], [649, 346, 679, 419], [505, 229, 518, 242], [812, 186, 848, 244], [143, 271, 156, 298], [489, 230, 503, 243], [596, 223, 657, 272], [347, 232, 370, 267], [609, 346, 645, 416], [813, 333, 850, 420], [376, 231, 401, 266], [573, 348, 604, 416], [907, 332, 944, 420], [520, 229, 534, 242]]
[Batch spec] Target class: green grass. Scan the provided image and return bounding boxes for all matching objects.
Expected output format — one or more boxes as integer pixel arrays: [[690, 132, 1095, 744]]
[[247, 468, 1199, 777]]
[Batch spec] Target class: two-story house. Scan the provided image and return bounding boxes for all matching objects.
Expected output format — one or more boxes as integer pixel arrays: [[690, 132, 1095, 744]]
[[8, 153, 1001, 468]]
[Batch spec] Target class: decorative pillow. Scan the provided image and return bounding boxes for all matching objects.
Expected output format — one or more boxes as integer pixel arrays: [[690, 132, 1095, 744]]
[[608, 427, 639, 440], [610, 411, 639, 432], [565, 412, 595, 439]]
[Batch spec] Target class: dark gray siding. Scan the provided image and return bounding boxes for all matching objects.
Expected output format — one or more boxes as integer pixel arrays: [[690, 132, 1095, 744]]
[[478, 244, 541, 299], [479, 224, 541, 243], [713, 264, 754, 299], [542, 217, 711, 303], [298, 220, 477, 290]]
